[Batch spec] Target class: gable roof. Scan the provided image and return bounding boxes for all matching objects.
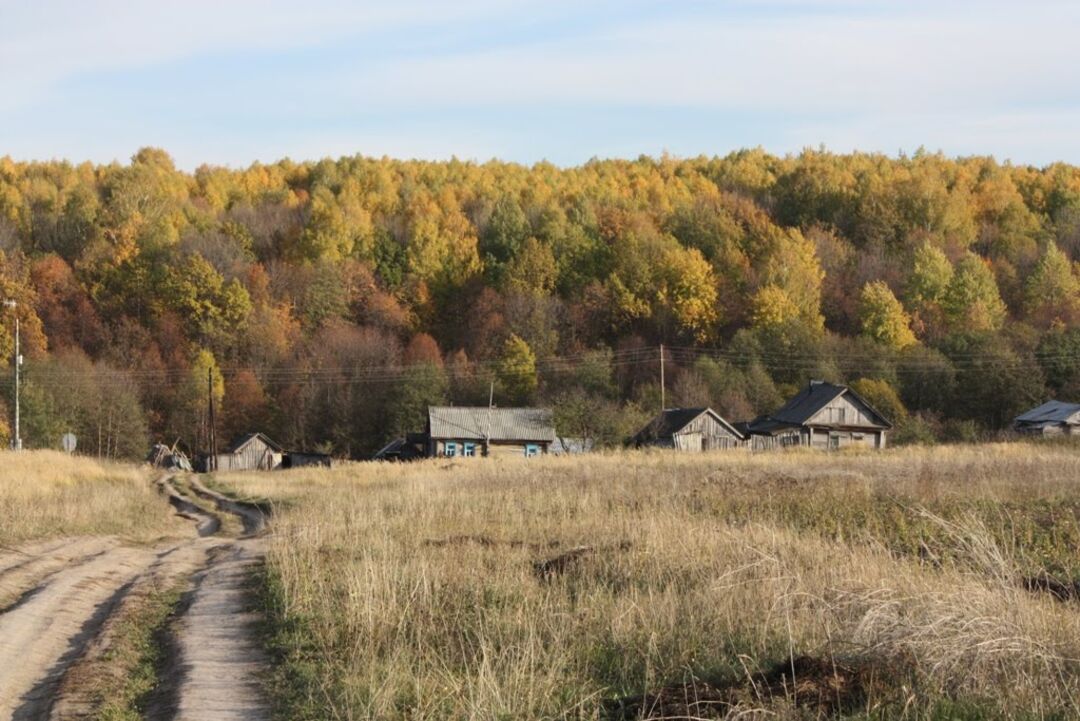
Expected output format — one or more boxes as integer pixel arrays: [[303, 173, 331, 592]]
[[1015, 400, 1080, 425], [761, 380, 891, 429], [633, 407, 745, 442], [227, 432, 284, 454], [428, 407, 556, 443]]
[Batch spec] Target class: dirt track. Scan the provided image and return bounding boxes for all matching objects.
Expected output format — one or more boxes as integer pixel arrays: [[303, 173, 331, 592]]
[[0, 475, 272, 720]]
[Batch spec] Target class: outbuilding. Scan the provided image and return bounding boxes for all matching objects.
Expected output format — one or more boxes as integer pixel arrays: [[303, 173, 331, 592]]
[[1013, 400, 1080, 436], [631, 407, 745, 451], [211, 432, 284, 471]]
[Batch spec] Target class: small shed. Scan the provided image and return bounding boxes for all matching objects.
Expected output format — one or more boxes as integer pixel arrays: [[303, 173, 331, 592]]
[[212, 432, 284, 471], [632, 407, 745, 451], [283, 451, 333, 468], [1014, 400, 1080, 436], [425, 406, 556, 458], [746, 380, 891, 450]]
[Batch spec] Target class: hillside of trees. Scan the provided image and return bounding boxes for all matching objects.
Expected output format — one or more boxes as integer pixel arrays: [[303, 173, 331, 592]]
[[1, 147, 1079, 457]]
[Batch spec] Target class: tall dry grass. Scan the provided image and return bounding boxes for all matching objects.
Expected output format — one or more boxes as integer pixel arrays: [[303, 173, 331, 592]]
[[0, 450, 185, 545], [225, 444, 1080, 719]]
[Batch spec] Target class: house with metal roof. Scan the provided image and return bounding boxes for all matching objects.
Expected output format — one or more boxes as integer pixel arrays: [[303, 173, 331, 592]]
[[631, 407, 746, 451], [1013, 400, 1080, 436], [425, 406, 556, 458], [745, 380, 892, 450]]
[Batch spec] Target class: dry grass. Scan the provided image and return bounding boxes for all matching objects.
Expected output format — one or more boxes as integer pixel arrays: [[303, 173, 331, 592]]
[[0, 450, 185, 546], [222, 444, 1080, 720]]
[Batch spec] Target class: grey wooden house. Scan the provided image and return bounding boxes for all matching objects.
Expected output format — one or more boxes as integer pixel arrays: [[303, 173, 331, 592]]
[[745, 380, 891, 450], [631, 407, 746, 451], [212, 432, 284, 471], [425, 406, 556, 458], [1014, 400, 1080, 436]]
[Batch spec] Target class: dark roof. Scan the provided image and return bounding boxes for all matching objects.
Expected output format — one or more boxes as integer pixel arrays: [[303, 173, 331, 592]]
[[227, 432, 284, 454], [633, 407, 745, 442], [428, 407, 556, 442], [751, 380, 891, 431], [1015, 400, 1080, 425]]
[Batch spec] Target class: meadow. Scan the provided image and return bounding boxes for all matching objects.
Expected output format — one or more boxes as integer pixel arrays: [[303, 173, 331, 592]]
[[219, 443, 1080, 720], [0, 450, 186, 546]]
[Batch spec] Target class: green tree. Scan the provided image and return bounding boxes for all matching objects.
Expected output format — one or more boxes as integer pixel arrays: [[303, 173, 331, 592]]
[[858, 281, 917, 349], [942, 253, 1007, 332], [496, 334, 537, 404], [1025, 242, 1080, 326]]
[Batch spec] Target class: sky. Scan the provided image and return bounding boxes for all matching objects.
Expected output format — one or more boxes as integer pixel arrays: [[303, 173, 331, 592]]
[[1, 0, 1078, 169]]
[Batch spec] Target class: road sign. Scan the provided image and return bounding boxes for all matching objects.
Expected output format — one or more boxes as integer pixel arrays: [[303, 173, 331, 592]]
[[61, 433, 77, 453]]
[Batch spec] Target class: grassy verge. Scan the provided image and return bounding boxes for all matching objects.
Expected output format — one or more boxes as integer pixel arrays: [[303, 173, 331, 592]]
[[80, 581, 187, 721], [223, 444, 1080, 719], [0, 451, 187, 545]]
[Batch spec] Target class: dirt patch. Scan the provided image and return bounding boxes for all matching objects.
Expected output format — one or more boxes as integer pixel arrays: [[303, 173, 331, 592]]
[[606, 655, 886, 719], [187, 477, 270, 535]]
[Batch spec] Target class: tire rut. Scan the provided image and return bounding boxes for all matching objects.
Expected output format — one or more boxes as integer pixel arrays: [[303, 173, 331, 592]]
[[0, 474, 273, 721], [0, 545, 160, 719]]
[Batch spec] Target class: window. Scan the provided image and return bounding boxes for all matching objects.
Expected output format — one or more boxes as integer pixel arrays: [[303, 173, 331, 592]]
[[445, 442, 457, 457], [463, 442, 476, 457], [524, 444, 539, 457]]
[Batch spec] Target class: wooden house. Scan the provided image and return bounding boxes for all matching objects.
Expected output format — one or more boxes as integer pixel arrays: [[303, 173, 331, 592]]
[[283, 451, 333, 468], [746, 380, 891, 450], [425, 406, 556, 458], [632, 407, 746, 451], [212, 432, 284, 471], [1014, 400, 1080, 436]]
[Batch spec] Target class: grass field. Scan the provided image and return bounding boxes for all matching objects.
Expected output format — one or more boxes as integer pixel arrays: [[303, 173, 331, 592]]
[[217, 443, 1080, 720], [0, 450, 186, 546]]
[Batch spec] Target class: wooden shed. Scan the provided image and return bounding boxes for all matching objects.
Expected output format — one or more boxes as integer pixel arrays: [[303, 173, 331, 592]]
[[631, 407, 746, 451], [745, 380, 891, 450], [212, 432, 284, 471]]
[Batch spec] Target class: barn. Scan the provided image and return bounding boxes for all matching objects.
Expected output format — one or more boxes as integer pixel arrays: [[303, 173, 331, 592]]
[[631, 407, 745, 451], [211, 432, 284, 471], [746, 380, 892, 450]]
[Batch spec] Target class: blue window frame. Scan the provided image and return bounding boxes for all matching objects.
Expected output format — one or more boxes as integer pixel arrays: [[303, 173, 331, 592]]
[[524, 443, 539, 457], [463, 442, 476, 457], [445, 442, 457, 457]]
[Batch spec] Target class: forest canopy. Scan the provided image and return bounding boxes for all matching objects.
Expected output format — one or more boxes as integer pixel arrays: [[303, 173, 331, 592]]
[[1, 147, 1078, 456]]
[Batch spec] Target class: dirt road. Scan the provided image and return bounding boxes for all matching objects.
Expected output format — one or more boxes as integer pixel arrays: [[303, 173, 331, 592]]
[[0, 475, 272, 720]]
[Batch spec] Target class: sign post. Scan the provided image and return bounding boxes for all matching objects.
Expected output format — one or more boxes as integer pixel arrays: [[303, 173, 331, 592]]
[[61, 433, 77, 454]]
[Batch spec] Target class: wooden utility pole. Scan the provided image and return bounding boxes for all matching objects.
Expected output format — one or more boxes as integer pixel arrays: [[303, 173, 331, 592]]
[[659, 343, 665, 412], [207, 368, 217, 472]]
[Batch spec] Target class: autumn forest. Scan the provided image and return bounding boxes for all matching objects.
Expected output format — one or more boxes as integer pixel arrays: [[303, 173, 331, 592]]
[[1, 147, 1079, 457]]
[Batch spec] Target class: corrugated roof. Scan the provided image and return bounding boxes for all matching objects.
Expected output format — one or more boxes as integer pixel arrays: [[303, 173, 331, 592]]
[[1015, 400, 1080, 424], [428, 407, 556, 442], [633, 407, 745, 442]]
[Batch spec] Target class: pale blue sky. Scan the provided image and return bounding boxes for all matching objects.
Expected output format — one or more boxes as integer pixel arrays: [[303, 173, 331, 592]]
[[2, 0, 1078, 169]]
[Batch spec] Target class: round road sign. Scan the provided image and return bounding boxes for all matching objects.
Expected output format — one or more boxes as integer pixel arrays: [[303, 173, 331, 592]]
[[61, 433, 77, 453]]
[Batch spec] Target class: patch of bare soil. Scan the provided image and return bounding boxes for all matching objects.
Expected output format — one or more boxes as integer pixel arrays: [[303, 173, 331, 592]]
[[0, 544, 160, 719], [0, 474, 274, 721], [148, 539, 271, 721], [187, 477, 270, 536], [606, 655, 887, 720]]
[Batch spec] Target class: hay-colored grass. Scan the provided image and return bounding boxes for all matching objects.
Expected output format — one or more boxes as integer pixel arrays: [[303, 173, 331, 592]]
[[223, 444, 1080, 719], [0, 450, 185, 545]]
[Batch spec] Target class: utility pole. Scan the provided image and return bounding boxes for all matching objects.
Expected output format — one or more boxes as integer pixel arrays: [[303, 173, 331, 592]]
[[485, 378, 494, 457], [207, 368, 216, 472], [3, 300, 20, 451], [659, 343, 665, 412]]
